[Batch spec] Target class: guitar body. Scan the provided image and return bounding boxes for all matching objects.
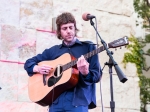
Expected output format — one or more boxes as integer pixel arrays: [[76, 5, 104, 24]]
[[28, 53, 79, 106]]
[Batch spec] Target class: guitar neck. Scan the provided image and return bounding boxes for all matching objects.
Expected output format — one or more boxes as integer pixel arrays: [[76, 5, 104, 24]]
[[62, 46, 105, 71], [62, 36, 129, 71]]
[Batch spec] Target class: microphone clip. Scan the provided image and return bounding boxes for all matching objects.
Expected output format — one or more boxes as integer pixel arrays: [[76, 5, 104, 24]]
[[87, 14, 95, 20]]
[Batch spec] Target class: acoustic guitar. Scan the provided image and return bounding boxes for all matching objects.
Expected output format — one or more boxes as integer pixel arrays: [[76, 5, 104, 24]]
[[28, 36, 129, 106]]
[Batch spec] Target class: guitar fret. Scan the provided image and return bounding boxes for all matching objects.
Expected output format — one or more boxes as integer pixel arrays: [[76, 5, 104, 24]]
[[69, 62, 72, 67], [95, 50, 98, 54], [91, 52, 93, 56], [88, 53, 90, 58], [67, 63, 70, 69], [73, 60, 76, 66], [62, 65, 66, 71], [71, 62, 73, 67], [84, 54, 87, 59], [92, 51, 94, 56]]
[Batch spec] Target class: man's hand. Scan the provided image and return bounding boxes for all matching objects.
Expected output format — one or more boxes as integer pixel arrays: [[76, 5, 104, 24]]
[[33, 65, 53, 75], [77, 55, 89, 75]]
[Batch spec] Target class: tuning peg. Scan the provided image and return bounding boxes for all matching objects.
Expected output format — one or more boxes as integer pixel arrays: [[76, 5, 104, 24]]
[[120, 47, 122, 49], [115, 48, 117, 51]]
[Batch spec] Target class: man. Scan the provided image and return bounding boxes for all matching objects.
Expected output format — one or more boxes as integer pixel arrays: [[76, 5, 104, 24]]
[[24, 12, 102, 112]]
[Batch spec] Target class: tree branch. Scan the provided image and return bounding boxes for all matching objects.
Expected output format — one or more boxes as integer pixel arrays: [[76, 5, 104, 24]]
[[143, 66, 150, 71], [145, 0, 150, 6], [143, 53, 150, 56], [146, 16, 150, 27]]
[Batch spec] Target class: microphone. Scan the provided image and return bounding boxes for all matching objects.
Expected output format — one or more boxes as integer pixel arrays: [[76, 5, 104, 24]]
[[82, 13, 95, 21]]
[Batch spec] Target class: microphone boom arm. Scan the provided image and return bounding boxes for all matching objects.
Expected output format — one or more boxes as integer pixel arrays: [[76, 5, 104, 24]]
[[89, 18, 128, 83]]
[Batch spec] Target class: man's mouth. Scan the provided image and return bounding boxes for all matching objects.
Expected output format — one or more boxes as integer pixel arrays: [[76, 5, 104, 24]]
[[67, 35, 72, 38]]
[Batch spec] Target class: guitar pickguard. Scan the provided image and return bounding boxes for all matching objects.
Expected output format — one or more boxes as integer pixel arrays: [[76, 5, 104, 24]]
[[48, 75, 62, 87]]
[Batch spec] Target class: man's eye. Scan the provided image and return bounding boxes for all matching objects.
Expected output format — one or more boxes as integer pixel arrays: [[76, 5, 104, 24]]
[[69, 27, 73, 29], [62, 28, 66, 30]]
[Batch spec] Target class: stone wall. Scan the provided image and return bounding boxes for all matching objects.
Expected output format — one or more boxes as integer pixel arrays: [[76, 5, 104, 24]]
[[0, 0, 140, 112]]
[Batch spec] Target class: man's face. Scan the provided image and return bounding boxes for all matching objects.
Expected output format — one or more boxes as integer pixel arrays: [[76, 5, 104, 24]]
[[60, 23, 76, 43]]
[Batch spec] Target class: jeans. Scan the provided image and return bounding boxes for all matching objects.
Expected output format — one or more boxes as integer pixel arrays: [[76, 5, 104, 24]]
[[49, 91, 88, 112]]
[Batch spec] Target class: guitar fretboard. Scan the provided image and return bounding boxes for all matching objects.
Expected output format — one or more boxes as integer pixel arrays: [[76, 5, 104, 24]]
[[62, 46, 105, 71], [61, 36, 128, 71]]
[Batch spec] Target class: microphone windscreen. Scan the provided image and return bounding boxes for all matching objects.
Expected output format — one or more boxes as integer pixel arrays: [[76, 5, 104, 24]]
[[82, 13, 90, 21]]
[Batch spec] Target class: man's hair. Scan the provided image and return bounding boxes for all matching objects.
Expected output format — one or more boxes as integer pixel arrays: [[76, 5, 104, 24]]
[[56, 12, 79, 39]]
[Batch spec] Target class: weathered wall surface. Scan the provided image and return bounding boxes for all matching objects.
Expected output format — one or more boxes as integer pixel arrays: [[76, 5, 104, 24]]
[[0, 0, 140, 112]]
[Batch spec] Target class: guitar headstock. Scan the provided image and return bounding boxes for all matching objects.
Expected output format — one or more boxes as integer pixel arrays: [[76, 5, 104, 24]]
[[108, 36, 129, 48]]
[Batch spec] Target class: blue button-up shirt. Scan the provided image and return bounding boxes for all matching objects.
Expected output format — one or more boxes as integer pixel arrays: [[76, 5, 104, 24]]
[[24, 39, 102, 109]]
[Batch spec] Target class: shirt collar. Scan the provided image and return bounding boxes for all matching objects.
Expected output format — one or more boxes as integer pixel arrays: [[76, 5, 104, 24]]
[[59, 37, 82, 48]]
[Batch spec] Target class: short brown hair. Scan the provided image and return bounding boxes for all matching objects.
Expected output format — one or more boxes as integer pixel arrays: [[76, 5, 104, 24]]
[[56, 12, 79, 39]]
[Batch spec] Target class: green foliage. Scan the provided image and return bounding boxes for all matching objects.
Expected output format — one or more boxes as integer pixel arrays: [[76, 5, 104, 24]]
[[139, 75, 150, 112], [123, 36, 150, 112], [133, 0, 150, 57], [145, 34, 150, 55], [133, 0, 150, 28], [147, 49, 150, 54], [123, 36, 145, 74], [127, 0, 150, 111], [145, 34, 150, 43]]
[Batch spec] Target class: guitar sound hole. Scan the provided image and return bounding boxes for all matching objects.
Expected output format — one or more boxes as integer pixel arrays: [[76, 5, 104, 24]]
[[48, 65, 63, 87]]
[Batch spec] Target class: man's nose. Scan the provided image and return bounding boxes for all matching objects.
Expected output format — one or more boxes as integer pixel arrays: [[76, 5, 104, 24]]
[[66, 28, 71, 33]]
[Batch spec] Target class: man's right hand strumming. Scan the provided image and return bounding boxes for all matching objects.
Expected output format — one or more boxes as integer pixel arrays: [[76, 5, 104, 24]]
[[33, 65, 53, 75]]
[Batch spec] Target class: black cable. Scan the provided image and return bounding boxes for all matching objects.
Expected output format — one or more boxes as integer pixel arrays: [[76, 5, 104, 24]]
[[99, 79, 104, 112], [94, 18, 104, 112], [48, 77, 57, 112]]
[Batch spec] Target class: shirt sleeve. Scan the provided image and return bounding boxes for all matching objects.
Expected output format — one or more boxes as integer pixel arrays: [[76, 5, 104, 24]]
[[78, 43, 102, 86], [24, 48, 52, 76]]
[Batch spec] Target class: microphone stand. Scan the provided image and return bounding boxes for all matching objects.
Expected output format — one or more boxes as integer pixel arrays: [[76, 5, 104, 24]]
[[89, 18, 128, 112]]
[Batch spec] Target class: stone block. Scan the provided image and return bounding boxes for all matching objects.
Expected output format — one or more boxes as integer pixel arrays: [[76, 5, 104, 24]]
[[53, 0, 134, 17], [1, 25, 21, 61], [18, 64, 31, 102], [36, 31, 61, 54], [90, 107, 140, 112], [0, 0, 20, 26], [96, 74, 140, 110], [35, 104, 48, 112], [18, 28, 36, 62], [0, 62, 18, 101], [20, 0, 53, 30], [0, 101, 35, 112]]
